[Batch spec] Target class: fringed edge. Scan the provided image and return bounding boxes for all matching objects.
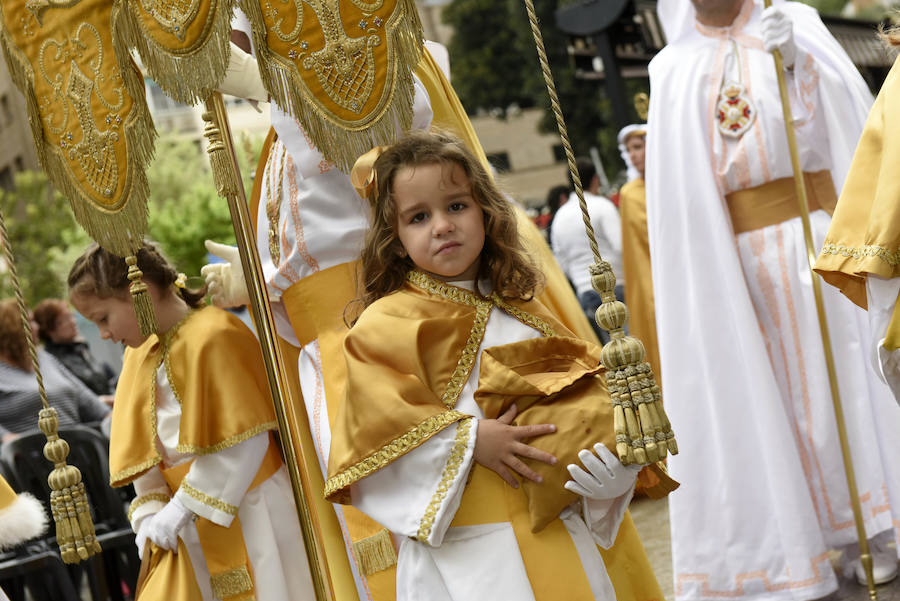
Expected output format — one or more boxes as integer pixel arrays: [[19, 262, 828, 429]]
[[239, 0, 424, 172], [0, 16, 156, 259], [352, 528, 397, 576], [0, 493, 48, 551], [111, 0, 235, 106]]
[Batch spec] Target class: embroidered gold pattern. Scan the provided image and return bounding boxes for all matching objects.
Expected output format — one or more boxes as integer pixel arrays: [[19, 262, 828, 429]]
[[416, 417, 472, 543], [128, 492, 171, 522], [181, 481, 239, 516], [210, 565, 254, 599], [491, 294, 555, 337], [175, 422, 278, 456], [324, 410, 468, 498], [820, 243, 900, 268], [265, 144, 287, 266], [138, 0, 202, 42]]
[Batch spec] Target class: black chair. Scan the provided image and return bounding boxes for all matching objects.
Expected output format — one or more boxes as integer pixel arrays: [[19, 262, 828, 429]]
[[0, 426, 140, 601]]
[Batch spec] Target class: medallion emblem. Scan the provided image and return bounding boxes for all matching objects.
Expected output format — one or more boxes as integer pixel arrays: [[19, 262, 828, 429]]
[[716, 82, 756, 138]]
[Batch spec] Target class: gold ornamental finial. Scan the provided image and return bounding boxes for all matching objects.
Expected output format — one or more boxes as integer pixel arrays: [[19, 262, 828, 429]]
[[634, 92, 650, 121]]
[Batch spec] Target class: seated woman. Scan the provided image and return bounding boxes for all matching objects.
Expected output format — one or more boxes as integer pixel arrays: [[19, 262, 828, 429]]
[[0, 299, 111, 442], [33, 298, 116, 400]]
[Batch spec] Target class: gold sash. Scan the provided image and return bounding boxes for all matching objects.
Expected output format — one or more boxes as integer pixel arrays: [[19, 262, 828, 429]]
[[725, 171, 837, 235]]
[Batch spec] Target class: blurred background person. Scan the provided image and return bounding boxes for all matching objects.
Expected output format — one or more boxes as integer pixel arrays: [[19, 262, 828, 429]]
[[33, 298, 116, 402], [542, 184, 570, 246], [551, 157, 624, 343], [0, 299, 111, 442]]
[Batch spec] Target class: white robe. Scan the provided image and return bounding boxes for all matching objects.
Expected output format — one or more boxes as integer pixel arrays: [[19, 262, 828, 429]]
[[349, 284, 633, 601], [647, 2, 900, 600], [129, 366, 313, 601]]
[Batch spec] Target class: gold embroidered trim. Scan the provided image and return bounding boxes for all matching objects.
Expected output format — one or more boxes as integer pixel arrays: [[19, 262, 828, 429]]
[[491, 294, 555, 337], [352, 528, 397, 576], [820, 243, 900, 267], [181, 481, 239, 516], [209, 565, 254, 600], [324, 411, 468, 498], [127, 493, 171, 522], [416, 417, 473, 543], [110, 457, 161, 488], [175, 422, 278, 456]]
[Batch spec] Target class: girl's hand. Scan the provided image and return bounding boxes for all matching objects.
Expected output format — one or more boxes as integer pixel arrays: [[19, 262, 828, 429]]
[[144, 497, 193, 552], [474, 404, 557, 488]]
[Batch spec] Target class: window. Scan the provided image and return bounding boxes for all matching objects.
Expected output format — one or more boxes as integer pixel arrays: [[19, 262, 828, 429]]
[[0, 95, 10, 125], [486, 151, 511, 174], [552, 144, 567, 163], [0, 167, 13, 191], [13, 156, 23, 172]]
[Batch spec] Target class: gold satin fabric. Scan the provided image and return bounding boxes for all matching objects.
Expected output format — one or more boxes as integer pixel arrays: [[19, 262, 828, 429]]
[[619, 178, 660, 380], [476, 336, 613, 532], [725, 170, 837, 236], [109, 307, 277, 487], [0, 475, 18, 512], [815, 57, 900, 309]]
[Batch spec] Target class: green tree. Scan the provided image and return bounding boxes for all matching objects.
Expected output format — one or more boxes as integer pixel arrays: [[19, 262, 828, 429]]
[[0, 170, 91, 305]]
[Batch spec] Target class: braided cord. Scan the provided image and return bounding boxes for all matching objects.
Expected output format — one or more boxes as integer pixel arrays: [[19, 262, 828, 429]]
[[0, 206, 49, 410], [522, 0, 601, 262]]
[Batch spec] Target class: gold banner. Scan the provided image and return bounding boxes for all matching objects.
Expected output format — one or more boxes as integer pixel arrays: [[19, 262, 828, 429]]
[[0, 0, 155, 258], [112, 0, 234, 105], [241, 0, 424, 171]]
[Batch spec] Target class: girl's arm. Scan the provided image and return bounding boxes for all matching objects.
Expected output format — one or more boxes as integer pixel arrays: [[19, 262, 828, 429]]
[[174, 432, 270, 527]]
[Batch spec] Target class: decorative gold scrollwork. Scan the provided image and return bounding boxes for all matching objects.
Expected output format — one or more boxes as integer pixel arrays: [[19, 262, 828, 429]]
[[139, 0, 202, 42]]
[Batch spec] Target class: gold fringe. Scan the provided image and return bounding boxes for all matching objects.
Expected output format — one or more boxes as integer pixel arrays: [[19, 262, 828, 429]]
[[0, 9, 157, 259], [352, 529, 397, 576], [110, 0, 235, 106], [239, 0, 424, 172]]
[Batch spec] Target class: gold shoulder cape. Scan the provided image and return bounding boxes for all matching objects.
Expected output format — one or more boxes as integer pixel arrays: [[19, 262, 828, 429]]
[[325, 274, 575, 504], [815, 56, 900, 309], [109, 306, 277, 487]]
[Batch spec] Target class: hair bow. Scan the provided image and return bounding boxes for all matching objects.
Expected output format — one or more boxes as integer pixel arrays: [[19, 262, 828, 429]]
[[350, 145, 387, 201]]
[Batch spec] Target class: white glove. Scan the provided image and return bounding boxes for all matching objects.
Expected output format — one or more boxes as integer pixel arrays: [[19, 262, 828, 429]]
[[144, 497, 193, 552], [134, 516, 151, 560], [201, 240, 250, 308], [761, 6, 796, 69], [218, 42, 269, 103], [564, 443, 642, 501]]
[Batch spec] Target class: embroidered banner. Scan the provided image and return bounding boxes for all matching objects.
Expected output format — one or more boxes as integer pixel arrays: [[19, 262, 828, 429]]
[[111, 0, 235, 104], [240, 0, 424, 171], [0, 0, 155, 257]]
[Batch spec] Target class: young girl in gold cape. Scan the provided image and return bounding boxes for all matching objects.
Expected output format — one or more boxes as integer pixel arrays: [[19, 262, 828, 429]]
[[325, 130, 642, 601], [68, 242, 313, 601]]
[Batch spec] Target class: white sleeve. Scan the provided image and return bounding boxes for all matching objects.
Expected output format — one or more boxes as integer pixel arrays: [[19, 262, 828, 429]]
[[866, 276, 900, 404], [595, 200, 622, 255], [175, 432, 270, 527], [350, 418, 477, 547], [578, 483, 635, 548], [128, 467, 171, 532]]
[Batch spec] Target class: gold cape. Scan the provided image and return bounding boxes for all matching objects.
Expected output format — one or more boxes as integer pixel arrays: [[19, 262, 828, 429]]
[[109, 306, 277, 487], [815, 56, 900, 310], [619, 178, 660, 379]]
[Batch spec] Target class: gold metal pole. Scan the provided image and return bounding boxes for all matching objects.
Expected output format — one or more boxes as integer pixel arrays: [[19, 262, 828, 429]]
[[201, 91, 335, 601], [763, 3, 876, 597]]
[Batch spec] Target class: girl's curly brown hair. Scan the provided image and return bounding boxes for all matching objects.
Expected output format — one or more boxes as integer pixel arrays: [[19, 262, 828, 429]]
[[354, 129, 541, 316]]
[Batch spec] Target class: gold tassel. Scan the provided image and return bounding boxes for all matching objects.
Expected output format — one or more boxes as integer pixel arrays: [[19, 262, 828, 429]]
[[39, 408, 102, 563], [126, 255, 159, 337], [352, 529, 397, 577]]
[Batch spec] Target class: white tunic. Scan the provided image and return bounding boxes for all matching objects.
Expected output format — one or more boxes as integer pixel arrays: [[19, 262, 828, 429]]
[[647, 2, 900, 601], [129, 366, 313, 601]]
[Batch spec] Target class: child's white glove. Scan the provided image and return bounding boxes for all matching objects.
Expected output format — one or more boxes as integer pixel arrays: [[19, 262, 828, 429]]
[[564, 443, 642, 501], [218, 42, 268, 103], [761, 6, 796, 69], [201, 240, 250, 308], [144, 497, 193, 552], [134, 516, 151, 560]]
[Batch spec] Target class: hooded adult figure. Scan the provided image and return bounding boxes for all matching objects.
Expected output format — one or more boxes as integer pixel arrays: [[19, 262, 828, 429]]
[[647, 1, 900, 599]]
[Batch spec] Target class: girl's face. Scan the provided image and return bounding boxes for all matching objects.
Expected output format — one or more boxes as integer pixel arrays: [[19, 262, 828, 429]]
[[71, 290, 144, 348], [392, 162, 485, 282]]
